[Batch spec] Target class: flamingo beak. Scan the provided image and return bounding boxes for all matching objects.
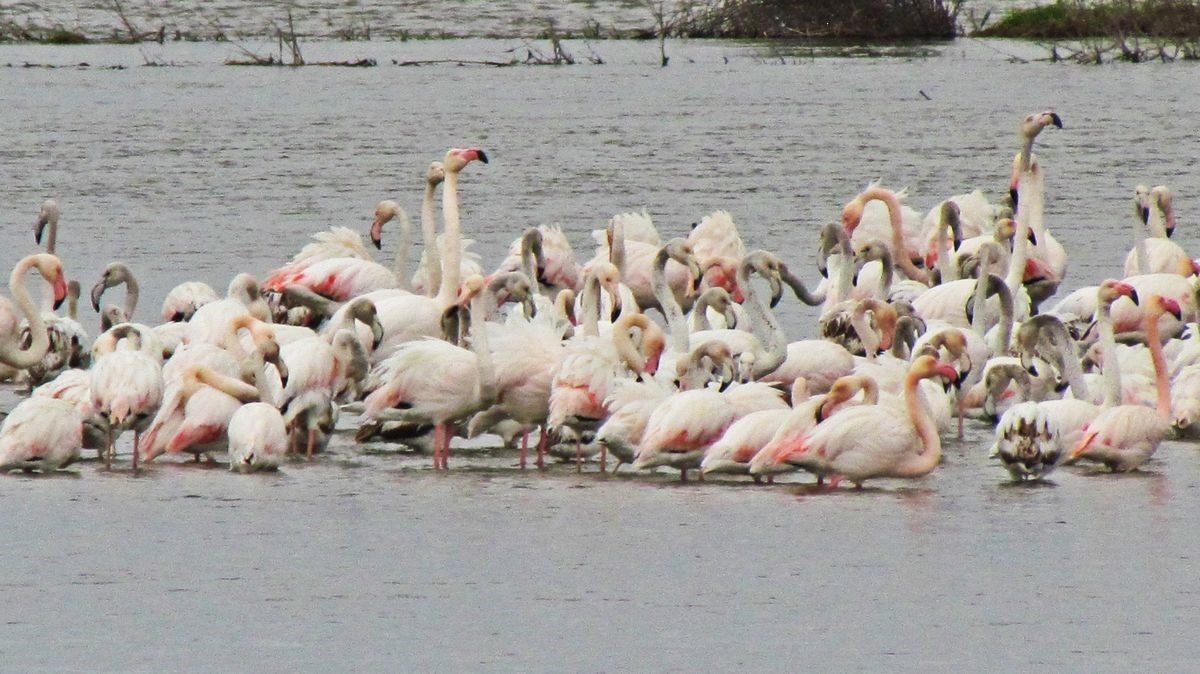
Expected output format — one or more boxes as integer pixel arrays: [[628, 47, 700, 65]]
[[1140, 206, 1151, 225], [1047, 112, 1063, 129], [1118, 284, 1139, 305], [1166, 211, 1177, 238], [90, 280, 106, 312], [474, 149, 489, 164], [52, 275, 68, 311], [1163, 299, 1184, 321], [34, 217, 48, 245], [687, 259, 702, 296], [370, 216, 384, 250], [370, 317, 385, 350]]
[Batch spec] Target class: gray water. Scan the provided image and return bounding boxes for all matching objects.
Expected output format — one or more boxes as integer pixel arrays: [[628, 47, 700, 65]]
[[3, 35, 1200, 671]]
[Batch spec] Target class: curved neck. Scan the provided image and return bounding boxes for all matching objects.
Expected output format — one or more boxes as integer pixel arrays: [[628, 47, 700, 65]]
[[123, 274, 140, 320], [421, 181, 442, 298], [0, 257, 51, 368], [1051, 323, 1088, 399], [738, 260, 786, 378], [393, 207, 413, 292], [653, 249, 688, 352], [899, 372, 941, 476], [936, 217, 958, 283], [851, 307, 880, 361], [437, 170, 463, 306], [1146, 307, 1171, 419], [612, 315, 652, 374], [862, 188, 927, 284], [191, 365, 260, 403]]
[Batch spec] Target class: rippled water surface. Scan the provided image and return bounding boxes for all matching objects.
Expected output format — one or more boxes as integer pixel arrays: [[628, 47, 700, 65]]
[[3, 36, 1200, 671]]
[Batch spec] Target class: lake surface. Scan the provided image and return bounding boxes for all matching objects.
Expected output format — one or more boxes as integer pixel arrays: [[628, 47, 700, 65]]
[[2, 35, 1200, 671]]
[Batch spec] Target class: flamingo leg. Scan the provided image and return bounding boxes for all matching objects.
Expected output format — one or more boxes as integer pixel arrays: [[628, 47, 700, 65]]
[[306, 428, 316, 461], [680, 468, 688, 483], [767, 475, 774, 485], [104, 428, 113, 470], [132, 430, 140, 472], [599, 444, 607, 473], [575, 438, 582, 473], [519, 430, 528, 470], [536, 428, 547, 470], [442, 424, 451, 470], [432, 424, 444, 470]]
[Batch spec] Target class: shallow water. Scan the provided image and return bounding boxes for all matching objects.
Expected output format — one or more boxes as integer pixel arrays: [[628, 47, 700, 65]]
[[3, 36, 1200, 671]]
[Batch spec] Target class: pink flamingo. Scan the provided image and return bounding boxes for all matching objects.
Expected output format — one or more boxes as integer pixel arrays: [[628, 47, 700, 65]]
[[0, 254, 69, 371], [227, 403, 289, 472], [784, 355, 958, 489], [1069, 294, 1178, 472], [0, 396, 83, 473]]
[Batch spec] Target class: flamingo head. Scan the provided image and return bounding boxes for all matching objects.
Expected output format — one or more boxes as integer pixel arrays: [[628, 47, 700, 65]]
[[841, 196, 865, 234], [34, 199, 58, 245], [426, 161, 446, 187], [1020, 110, 1063, 138], [663, 239, 702, 296], [1152, 295, 1183, 322], [443, 147, 489, 173], [371, 199, 402, 250], [89, 261, 130, 312], [591, 262, 623, 322], [31, 253, 68, 310], [640, 327, 666, 377], [940, 200, 963, 251], [455, 275, 487, 307], [555, 288, 577, 327], [1098, 279, 1138, 306], [820, 374, 872, 420], [1153, 185, 1175, 237], [912, 354, 959, 385], [348, 297, 385, 349]]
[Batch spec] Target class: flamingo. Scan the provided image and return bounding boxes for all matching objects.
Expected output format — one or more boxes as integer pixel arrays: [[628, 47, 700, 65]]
[[0, 397, 82, 473], [747, 374, 881, 480], [842, 183, 928, 284], [0, 254, 69, 372], [89, 324, 164, 470], [363, 275, 497, 470], [183, 273, 272, 346], [34, 199, 60, 254], [989, 279, 1137, 480], [140, 364, 263, 464], [781, 355, 957, 489], [161, 281, 219, 322], [1123, 185, 1191, 277], [90, 262, 139, 325], [700, 378, 812, 479], [1068, 294, 1178, 472], [227, 403, 289, 472]]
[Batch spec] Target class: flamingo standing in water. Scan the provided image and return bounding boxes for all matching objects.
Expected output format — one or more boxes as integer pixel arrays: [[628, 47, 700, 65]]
[[780, 355, 958, 489], [0, 254, 70, 374], [89, 324, 164, 470], [1068, 294, 1178, 472]]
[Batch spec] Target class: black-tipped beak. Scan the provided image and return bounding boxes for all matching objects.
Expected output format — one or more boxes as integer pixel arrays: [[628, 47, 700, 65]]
[[1027, 229, 1037, 245], [610, 304, 621, 323], [1026, 365, 1038, 377], [371, 235, 382, 250], [1129, 289, 1140, 306], [1171, 307, 1183, 321], [35, 220, 46, 245], [90, 282, 105, 313], [1167, 225, 1176, 239], [53, 294, 65, 311], [371, 320, 385, 350], [1140, 206, 1150, 225], [1009, 188, 1019, 212], [476, 150, 489, 164], [1049, 112, 1063, 128]]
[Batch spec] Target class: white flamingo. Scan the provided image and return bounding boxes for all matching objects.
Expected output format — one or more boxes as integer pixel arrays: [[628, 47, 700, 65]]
[[89, 324, 164, 469], [0, 397, 82, 473], [227, 403, 289, 472]]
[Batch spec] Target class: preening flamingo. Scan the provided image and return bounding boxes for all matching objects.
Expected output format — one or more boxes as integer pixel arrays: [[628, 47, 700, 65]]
[[0, 397, 82, 473], [227, 403, 289, 472], [0, 254, 69, 371]]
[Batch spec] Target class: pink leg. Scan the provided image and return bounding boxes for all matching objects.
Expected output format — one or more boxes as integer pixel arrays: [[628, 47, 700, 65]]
[[767, 475, 774, 485], [441, 423, 452, 470], [306, 428, 316, 461], [536, 429, 547, 470], [828, 474, 843, 490], [519, 430, 529, 470], [680, 468, 688, 483], [432, 424, 444, 470]]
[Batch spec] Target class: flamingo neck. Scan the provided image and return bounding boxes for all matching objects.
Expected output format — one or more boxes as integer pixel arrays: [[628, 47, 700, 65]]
[[392, 207, 413, 292], [1098, 303, 1122, 408], [191, 365, 260, 403], [469, 291, 497, 410], [1006, 174, 1034, 293], [609, 218, 626, 274], [580, 274, 600, 337], [46, 215, 57, 256], [653, 249, 688, 353], [612, 316, 649, 375], [123, 273, 140, 320], [0, 257, 51, 369], [990, 278, 1014, 354], [850, 307, 879, 362], [861, 187, 926, 285], [936, 216, 958, 283], [737, 260, 786, 378], [1130, 207, 1149, 274], [421, 181, 442, 298], [900, 372, 941, 477], [437, 170, 463, 306], [1146, 307, 1171, 419]]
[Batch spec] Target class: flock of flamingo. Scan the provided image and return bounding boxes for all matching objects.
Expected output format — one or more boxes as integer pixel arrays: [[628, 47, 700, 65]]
[[0, 112, 1195, 487]]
